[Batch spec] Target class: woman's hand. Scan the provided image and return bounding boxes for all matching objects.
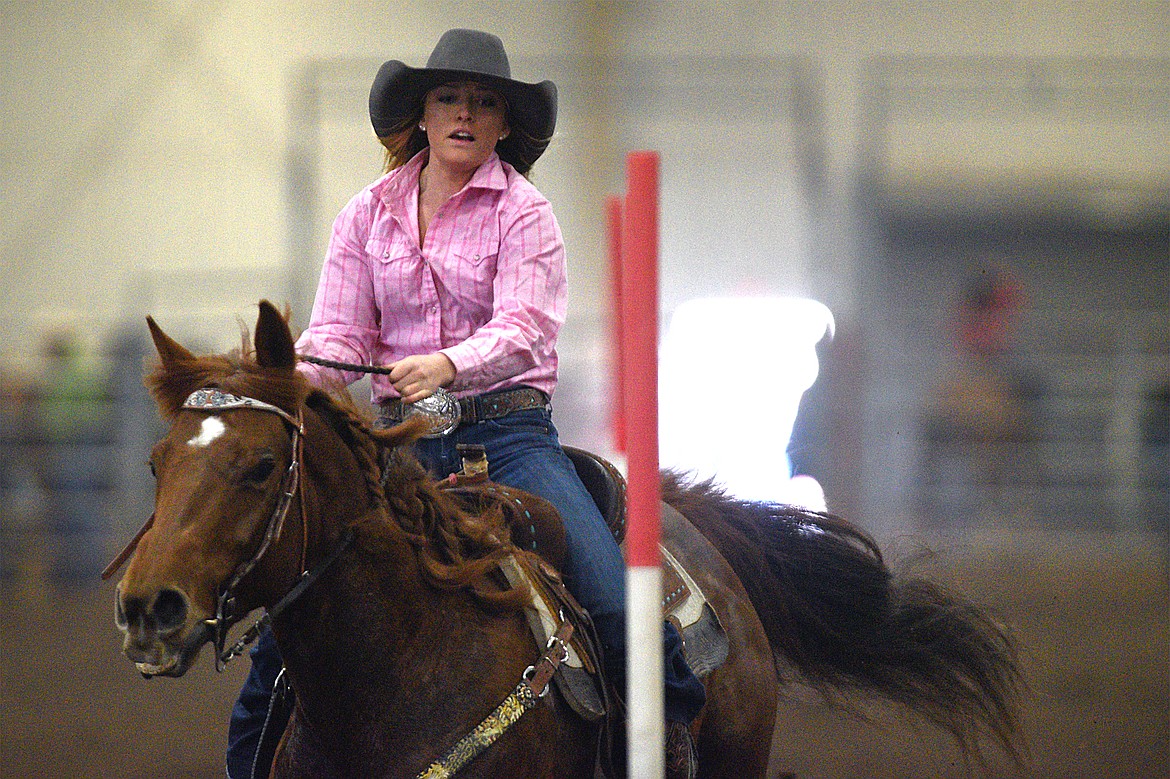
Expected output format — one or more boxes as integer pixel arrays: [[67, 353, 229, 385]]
[[388, 353, 457, 404]]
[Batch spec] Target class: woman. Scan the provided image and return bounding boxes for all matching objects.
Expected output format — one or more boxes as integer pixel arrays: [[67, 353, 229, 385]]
[[226, 29, 703, 778]]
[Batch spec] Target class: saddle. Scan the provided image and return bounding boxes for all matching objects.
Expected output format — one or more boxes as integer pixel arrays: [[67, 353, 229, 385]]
[[563, 446, 729, 679], [440, 445, 730, 723]]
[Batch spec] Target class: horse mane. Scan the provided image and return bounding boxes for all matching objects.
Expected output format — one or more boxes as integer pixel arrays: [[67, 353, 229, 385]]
[[304, 388, 530, 613]]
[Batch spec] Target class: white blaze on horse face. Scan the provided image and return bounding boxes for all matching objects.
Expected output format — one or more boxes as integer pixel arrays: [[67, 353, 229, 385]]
[[187, 416, 227, 448]]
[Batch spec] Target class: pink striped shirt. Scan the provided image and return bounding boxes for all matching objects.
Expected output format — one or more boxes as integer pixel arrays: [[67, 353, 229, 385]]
[[294, 151, 566, 402]]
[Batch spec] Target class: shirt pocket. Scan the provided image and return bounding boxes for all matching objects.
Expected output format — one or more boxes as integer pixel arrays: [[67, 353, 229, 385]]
[[367, 235, 423, 313], [452, 229, 500, 272], [367, 233, 414, 265], [444, 225, 500, 306]]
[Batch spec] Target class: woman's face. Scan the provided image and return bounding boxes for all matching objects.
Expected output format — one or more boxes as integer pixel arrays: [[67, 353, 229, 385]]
[[421, 81, 510, 176]]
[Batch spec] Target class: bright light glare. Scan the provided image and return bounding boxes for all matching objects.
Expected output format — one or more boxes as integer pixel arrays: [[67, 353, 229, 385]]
[[659, 296, 833, 510]]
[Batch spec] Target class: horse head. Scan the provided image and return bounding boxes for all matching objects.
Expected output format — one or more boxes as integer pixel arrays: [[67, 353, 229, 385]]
[[114, 301, 309, 677]]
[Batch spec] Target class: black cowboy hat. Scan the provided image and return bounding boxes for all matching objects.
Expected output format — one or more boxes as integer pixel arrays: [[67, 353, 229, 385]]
[[369, 29, 558, 173]]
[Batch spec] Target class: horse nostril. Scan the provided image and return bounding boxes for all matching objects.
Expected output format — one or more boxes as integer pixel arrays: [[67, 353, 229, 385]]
[[117, 590, 149, 631], [114, 590, 129, 629], [152, 588, 189, 634]]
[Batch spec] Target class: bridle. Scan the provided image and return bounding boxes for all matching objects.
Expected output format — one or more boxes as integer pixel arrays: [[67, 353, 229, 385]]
[[184, 388, 311, 669], [104, 387, 353, 671]]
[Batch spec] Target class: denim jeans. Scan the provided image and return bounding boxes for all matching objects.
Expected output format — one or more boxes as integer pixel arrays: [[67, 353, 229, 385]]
[[226, 403, 704, 777], [414, 407, 627, 631]]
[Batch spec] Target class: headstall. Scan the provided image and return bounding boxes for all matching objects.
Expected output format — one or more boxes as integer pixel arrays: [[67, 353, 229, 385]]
[[104, 387, 352, 671], [180, 388, 315, 670]]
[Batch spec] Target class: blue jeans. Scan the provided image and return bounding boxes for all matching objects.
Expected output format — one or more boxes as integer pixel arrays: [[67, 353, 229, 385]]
[[226, 403, 704, 777], [414, 408, 627, 635], [226, 628, 283, 779]]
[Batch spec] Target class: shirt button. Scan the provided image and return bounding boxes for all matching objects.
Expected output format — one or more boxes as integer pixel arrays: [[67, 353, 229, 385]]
[[383, 251, 390, 258]]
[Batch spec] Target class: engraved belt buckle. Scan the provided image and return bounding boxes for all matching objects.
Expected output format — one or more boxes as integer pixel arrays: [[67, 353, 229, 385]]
[[403, 388, 461, 438]]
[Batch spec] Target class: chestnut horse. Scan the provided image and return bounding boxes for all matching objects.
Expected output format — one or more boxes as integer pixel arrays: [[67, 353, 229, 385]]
[[113, 301, 1021, 778]]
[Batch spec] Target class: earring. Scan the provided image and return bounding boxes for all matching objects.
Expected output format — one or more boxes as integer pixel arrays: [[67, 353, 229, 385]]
[[419, 123, 426, 132]]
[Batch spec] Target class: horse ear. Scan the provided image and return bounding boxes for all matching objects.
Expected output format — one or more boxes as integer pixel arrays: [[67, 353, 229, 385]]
[[145, 315, 202, 418], [147, 315, 196, 367], [254, 300, 296, 370]]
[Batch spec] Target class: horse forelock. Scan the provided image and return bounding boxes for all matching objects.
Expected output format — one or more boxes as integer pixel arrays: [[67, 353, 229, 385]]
[[146, 345, 308, 421]]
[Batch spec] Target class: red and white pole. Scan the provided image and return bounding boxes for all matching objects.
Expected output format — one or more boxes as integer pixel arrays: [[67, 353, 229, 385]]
[[620, 151, 663, 777]]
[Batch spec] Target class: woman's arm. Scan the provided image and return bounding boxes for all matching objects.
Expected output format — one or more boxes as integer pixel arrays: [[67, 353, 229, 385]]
[[294, 193, 381, 389], [438, 192, 567, 391]]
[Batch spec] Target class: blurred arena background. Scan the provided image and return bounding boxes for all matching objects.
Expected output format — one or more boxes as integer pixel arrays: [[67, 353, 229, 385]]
[[1, 2, 1166, 777]]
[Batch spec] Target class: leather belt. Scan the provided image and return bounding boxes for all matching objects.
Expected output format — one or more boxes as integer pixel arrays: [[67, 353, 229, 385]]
[[378, 386, 549, 435]]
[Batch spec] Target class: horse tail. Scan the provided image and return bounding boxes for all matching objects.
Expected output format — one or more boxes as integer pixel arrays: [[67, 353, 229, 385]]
[[662, 471, 1024, 762]]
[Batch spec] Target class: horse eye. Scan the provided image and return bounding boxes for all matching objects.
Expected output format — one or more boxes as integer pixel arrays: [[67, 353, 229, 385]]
[[243, 455, 277, 484], [148, 460, 157, 478]]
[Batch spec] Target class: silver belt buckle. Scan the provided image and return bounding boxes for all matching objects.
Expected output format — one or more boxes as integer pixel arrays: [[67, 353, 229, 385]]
[[403, 388, 461, 438]]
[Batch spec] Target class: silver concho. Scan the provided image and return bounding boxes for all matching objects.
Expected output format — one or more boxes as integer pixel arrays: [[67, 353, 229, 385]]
[[403, 387, 461, 438]]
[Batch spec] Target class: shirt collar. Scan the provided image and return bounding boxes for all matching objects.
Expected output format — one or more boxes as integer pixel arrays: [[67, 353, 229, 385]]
[[379, 149, 508, 211]]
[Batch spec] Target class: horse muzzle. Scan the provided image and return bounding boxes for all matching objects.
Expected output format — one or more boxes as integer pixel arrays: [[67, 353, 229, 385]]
[[115, 584, 214, 678]]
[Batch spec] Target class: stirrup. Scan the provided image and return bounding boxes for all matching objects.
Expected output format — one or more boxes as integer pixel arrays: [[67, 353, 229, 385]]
[[664, 720, 698, 779]]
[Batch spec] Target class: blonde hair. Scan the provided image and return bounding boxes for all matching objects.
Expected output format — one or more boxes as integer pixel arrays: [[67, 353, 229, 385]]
[[377, 110, 428, 173]]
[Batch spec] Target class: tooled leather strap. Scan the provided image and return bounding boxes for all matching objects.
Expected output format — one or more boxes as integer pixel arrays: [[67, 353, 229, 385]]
[[415, 619, 574, 779], [183, 388, 303, 431]]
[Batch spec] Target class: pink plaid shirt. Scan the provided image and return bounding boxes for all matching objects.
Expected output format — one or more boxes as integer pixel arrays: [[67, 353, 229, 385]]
[[295, 151, 566, 402]]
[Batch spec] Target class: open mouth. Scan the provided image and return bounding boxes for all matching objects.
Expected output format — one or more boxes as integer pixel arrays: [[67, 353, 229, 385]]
[[130, 620, 214, 678], [449, 130, 475, 142], [136, 655, 184, 678]]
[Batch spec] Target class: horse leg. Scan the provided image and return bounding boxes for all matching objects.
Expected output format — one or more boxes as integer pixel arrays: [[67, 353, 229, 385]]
[[662, 507, 777, 778]]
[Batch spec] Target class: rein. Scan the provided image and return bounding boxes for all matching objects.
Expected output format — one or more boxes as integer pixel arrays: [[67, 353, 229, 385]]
[[298, 353, 395, 375], [215, 527, 355, 666]]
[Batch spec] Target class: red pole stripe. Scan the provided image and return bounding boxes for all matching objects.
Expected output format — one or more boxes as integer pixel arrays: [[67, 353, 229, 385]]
[[621, 151, 661, 568]]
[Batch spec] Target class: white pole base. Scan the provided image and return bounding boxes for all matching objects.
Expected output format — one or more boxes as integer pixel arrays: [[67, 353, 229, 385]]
[[626, 564, 664, 778]]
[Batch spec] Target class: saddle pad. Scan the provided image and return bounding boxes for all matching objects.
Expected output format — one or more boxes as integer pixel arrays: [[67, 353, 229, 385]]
[[499, 518, 730, 722], [499, 556, 607, 722], [499, 555, 591, 671], [659, 540, 729, 678], [500, 546, 721, 675]]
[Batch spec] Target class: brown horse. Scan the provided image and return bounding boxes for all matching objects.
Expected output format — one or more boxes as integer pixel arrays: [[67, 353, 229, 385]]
[[113, 301, 1022, 778]]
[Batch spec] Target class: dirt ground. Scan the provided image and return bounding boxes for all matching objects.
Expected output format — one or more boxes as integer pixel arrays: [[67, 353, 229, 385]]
[[1, 529, 1166, 779]]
